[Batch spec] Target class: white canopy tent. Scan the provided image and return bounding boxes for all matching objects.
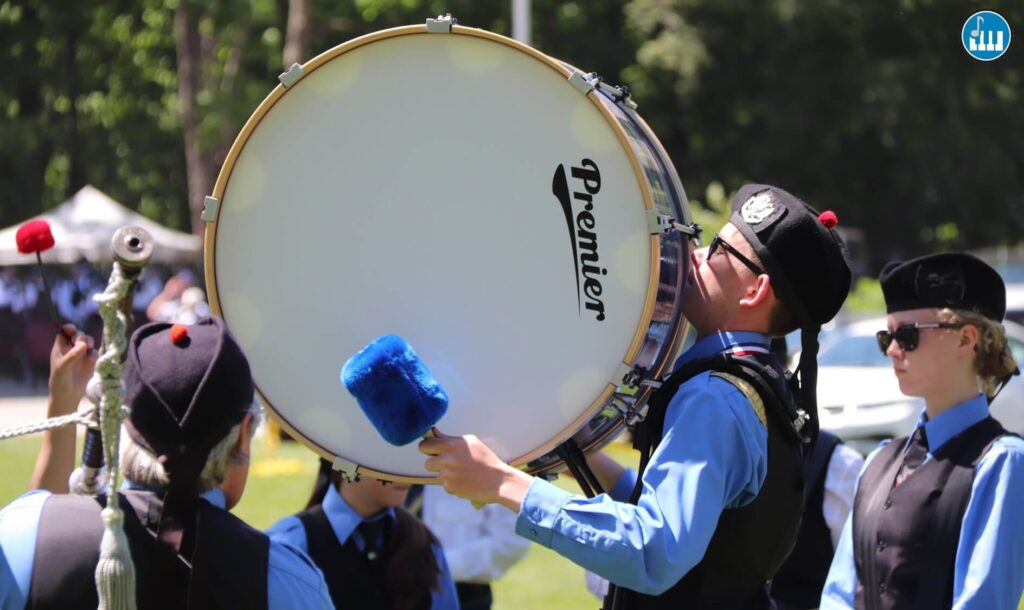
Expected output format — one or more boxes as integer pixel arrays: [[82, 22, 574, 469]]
[[0, 185, 201, 266]]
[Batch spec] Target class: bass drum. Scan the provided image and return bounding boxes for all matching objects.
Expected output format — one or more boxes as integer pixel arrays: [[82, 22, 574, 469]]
[[204, 21, 696, 482]]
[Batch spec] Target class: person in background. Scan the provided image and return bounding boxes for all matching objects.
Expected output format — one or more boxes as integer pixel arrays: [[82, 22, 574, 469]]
[[268, 459, 460, 610], [770, 428, 863, 610], [406, 484, 530, 610], [146, 269, 210, 324], [821, 253, 1024, 609]]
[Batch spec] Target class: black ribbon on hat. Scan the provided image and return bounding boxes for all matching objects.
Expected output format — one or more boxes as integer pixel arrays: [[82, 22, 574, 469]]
[[797, 327, 821, 442], [124, 422, 212, 609]]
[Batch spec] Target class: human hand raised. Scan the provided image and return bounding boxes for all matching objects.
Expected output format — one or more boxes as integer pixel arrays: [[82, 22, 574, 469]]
[[48, 323, 96, 414], [419, 428, 533, 513]]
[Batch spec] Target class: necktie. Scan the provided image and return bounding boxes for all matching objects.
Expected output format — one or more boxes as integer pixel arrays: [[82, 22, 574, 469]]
[[895, 426, 928, 487], [357, 518, 386, 561], [405, 484, 424, 518]]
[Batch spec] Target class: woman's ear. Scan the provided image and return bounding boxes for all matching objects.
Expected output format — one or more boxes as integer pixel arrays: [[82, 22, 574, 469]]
[[959, 324, 980, 354]]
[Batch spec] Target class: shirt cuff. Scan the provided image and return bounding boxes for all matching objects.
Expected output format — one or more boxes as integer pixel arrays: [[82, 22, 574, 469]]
[[609, 468, 638, 502], [515, 477, 572, 548]]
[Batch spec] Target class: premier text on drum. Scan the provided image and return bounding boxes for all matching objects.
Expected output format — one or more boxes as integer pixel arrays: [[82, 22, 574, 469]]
[[553, 158, 608, 322]]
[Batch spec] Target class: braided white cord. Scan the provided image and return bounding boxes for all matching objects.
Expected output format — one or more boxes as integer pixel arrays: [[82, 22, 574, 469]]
[[92, 263, 137, 610], [93, 264, 133, 505], [0, 408, 96, 440]]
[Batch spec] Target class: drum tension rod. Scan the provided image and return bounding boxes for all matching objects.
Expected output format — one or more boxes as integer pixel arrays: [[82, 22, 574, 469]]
[[608, 394, 650, 428], [649, 212, 702, 241]]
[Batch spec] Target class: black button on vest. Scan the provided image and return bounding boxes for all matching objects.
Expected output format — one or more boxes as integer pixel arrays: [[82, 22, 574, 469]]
[[358, 518, 386, 561]]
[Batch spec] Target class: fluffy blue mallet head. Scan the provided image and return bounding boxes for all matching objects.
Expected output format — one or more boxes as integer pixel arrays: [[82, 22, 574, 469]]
[[341, 334, 449, 446]]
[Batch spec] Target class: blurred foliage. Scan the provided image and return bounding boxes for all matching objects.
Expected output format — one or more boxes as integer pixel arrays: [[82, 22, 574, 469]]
[[1, 0, 1021, 270], [843, 277, 886, 313]]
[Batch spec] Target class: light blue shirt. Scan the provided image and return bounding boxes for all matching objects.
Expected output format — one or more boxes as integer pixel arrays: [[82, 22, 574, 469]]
[[821, 394, 1024, 609], [267, 484, 460, 610], [0, 487, 333, 610], [516, 331, 772, 595]]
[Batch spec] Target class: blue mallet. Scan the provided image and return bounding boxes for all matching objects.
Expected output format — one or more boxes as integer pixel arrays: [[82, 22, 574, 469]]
[[341, 334, 449, 446]]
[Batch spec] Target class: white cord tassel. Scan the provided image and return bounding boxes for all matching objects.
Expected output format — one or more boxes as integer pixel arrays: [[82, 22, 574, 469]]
[[96, 507, 137, 610]]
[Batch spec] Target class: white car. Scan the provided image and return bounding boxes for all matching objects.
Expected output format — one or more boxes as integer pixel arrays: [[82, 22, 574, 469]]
[[812, 317, 1024, 455]]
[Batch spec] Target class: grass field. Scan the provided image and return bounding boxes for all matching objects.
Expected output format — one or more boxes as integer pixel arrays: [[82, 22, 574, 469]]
[[3, 431, 1021, 610]]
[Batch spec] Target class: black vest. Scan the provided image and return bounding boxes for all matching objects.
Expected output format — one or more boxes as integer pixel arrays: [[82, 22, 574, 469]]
[[297, 504, 431, 610], [771, 430, 842, 609], [27, 490, 269, 610], [610, 351, 806, 610], [851, 417, 1007, 610]]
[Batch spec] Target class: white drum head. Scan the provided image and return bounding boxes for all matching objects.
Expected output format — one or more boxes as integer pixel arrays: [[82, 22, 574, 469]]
[[207, 25, 685, 481]]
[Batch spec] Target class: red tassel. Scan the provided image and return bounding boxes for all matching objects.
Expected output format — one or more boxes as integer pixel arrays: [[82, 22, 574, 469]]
[[819, 210, 838, 229], [16, 220, 55, 254], [170, 324, 189, 345]]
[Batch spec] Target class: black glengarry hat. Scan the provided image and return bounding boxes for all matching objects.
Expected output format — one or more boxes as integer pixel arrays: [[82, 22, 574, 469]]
[[124, 316, 254, 464], [730, 184, 853, 443], [122, 316, 254, 582], [879, 253, 1006, 321], [730, 184, 853, 329]]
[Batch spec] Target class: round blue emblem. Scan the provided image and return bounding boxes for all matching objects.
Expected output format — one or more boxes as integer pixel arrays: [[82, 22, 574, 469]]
[[962, 11, 1011, 62]]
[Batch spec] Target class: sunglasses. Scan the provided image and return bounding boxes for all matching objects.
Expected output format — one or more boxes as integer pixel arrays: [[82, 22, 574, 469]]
[[875, 323, 965, 354], [708, 235, 765, 276]]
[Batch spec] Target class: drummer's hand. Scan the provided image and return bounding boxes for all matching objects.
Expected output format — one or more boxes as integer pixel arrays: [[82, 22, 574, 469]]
[[48, 324, 96, 415], [420, 429, 533, 513]]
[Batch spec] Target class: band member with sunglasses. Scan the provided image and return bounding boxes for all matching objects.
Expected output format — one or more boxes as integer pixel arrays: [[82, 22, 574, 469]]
[[422, 184, 854, 609], [821, 253, 1024, 610]]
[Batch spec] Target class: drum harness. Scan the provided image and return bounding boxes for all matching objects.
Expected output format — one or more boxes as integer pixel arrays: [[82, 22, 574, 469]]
[[601, 345, 815, 610]]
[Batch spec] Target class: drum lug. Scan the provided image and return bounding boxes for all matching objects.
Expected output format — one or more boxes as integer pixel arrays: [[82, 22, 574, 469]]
[[606, 393, 649, 427], [330, 456, 361, 482], [278, 63, 304, 88], [426, 14, 456, 33], [597, 81, 638, 110], [201, 196, 220, 222], [614, 363, 650, 396], [648, 211, 702, 241], [568, 70, 599, 95]]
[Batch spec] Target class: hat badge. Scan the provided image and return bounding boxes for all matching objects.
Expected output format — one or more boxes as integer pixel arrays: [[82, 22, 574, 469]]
[[740, 191, 776, 225]]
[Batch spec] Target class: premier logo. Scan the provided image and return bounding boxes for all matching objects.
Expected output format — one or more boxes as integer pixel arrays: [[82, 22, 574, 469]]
[[552, 159, 607, 322]]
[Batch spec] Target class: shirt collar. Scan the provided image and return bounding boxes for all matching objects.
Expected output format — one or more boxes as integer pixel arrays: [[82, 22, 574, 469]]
[[321, 483, 395, 543], [675, 330, 771, 369], [121, 481, 227, 509], [910, 393, 989, 453]]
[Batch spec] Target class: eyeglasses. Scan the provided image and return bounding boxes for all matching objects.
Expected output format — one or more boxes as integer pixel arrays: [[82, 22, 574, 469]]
[[708, 235, 765, 276], [875, 323, 965, 354]]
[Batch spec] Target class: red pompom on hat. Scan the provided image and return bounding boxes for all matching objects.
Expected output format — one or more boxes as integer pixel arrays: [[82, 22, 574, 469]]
[[169, 324, 189, 346], [818, 210, 838, 229], [15, 220, 55, 254]]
